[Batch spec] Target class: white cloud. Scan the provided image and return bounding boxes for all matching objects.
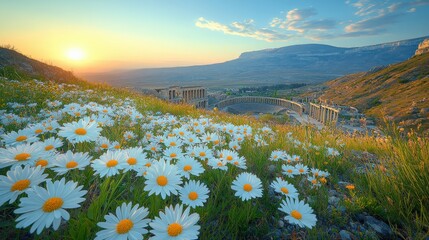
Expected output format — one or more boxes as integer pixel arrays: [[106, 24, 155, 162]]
[[195, 17, 290, 42], [344, 13, 399, 35], [271, 8, 336, 33], [343, 0, 429, 37]]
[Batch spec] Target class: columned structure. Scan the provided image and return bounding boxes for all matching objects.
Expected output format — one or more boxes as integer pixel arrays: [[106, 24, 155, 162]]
[[155, 86, 208, 108], [215, 96, 304, 116], [308, 102, 340, 125]]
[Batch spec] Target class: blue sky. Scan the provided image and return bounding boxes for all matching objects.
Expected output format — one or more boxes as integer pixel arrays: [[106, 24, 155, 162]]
[[1, 0, 428, 71]]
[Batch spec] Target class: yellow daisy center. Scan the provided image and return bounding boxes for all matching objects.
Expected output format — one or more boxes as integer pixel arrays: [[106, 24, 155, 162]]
[[234, 161, 239, 165], [145, 162, 152, 167], [43, 197, 64, 212], [226, 156, 233, 161], [46, 126, 53, 131], [15, 153, 31, 161], [116, 219, 134, 234], [16, 136, 27, 142], [150, 147, 156, 151], [214, 140, 220, 145], [199, 152, 206, 157], [170, 142, 176, 146], [281, 187, 289, 194], [36, 159, 48, 167], [66, 161, 78, 169], [299, 169, 304, 173], [114, 145, 121, 149], [157, 175, 168, 186], [101, 143, 108, 149], [287, 169, 293, 173], [106, 160, 118, 168], [35, 129, 43, 134], [273, 155, 278, 159], [11, 179, 31, 191], [127, 158, 137, 165], [291, 210, 302, 220], [167, 223, 183, 236], [170, 153, 177, 158], [243, 183, 253, 192], [188, 191, 198, 200], [45, 145, 54, 151], [183, 165, 192, 172], [75, 128, 87, 135]]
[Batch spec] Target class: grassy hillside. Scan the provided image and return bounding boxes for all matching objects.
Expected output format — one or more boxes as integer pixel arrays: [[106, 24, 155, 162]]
[[0, 51, 428, 239], [320, 53, 429, 129]]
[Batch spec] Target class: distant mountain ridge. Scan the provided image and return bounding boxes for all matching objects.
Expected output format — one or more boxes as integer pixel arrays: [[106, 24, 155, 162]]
[[83, 36, 428, 88]]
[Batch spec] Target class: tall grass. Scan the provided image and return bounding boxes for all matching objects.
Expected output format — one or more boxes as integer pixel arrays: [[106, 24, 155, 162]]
[[357, 124, 429, 238]]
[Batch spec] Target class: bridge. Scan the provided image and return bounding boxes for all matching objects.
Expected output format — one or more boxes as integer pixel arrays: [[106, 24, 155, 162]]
[[214, 96, 340, 126]]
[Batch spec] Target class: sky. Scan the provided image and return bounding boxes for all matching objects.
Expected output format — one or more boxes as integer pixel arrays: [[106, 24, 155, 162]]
[[1, 0, 428, 73]]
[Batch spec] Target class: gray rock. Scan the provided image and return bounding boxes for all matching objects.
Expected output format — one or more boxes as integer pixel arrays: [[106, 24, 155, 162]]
[[278, 219, 284, 228], [329, 189, 338, 197], [356, 213, 366, 222], [339, 230, 354, 240], [338, 206, 347, 214], [364, 216, 394, 239], [268, 164, 276, 173], [328, 196, 340, 206]]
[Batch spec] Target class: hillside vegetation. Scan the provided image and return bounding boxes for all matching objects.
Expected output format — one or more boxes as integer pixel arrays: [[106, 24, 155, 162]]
[[0, 52, 428, 239], [320, 53, 429, 129]]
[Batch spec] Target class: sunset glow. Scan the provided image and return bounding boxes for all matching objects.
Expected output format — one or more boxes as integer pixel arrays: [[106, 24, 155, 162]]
[[1, 0, 428, 73], [66, 48, 86, 61]]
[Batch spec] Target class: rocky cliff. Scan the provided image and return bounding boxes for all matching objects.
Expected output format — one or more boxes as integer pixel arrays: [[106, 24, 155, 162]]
[[415, 39, 429, 56]]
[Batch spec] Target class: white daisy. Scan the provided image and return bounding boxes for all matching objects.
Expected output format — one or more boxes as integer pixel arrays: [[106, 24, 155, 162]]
[[40, 137, 63, 152], [278, 198, 317, 229], [122, 147, 147, 173], [123, 131, 136, 141], [52, 150, 92, 175], [163, 146, 183, 162], [231, 172, 263, 201], [92, 150, 127, 177], [33, 151, 57, 169], [95, 202, 150, 240], [231, 156, 247, 169], [270, 150, 286, 161], [0, 143, 43, 169], [149, 204, 200, 240], [176, 156, 204, 179], [58, 117, 101, 143], [1, 129, 39, 147], [220, 149, 239, 163], [295, 163, 309, 175], [0, 165, 48, 206], [270, 177, 299, 199], [14, 178, 87, 234], [207, 158, 228, 171], [179, 180, 210, 208], [192, 145, 213, 160], [228, 140, 241, 151], [144, 160, 182, 199], [282, 164, 299, 178]]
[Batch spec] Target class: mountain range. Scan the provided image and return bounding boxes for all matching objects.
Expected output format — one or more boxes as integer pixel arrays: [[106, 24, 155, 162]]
[[83, 36, 428, 88]]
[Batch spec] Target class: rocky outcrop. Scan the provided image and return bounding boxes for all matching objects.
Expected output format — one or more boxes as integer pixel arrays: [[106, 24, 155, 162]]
[[415, 39, 429, 56]]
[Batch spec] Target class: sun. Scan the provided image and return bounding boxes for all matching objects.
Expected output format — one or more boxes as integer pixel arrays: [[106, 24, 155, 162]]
[[66, 48, 86, 61]]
